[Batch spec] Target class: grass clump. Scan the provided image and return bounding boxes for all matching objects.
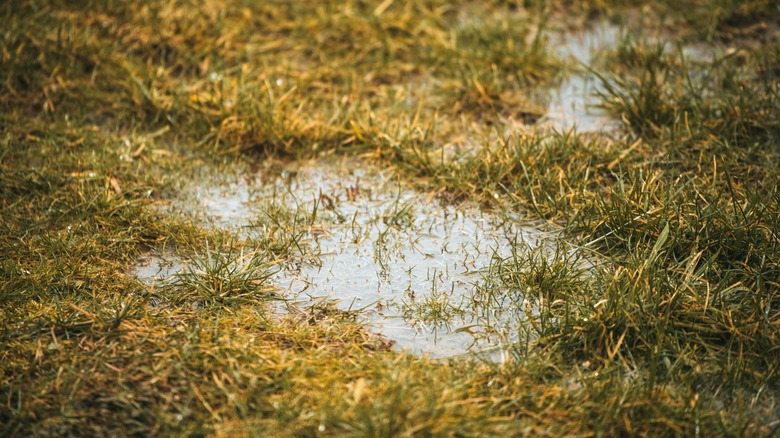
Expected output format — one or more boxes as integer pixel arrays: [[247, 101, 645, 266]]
[[599, 39, 780, 165], [165, 240, 279, 309]]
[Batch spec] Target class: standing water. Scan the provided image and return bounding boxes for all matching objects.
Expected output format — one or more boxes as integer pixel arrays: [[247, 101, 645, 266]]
[[542, 22, 620, 132], [134, 158, 559, 359]]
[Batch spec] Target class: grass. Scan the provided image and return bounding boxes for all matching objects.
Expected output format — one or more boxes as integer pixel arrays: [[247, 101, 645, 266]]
[[2, 0, 780, 436]]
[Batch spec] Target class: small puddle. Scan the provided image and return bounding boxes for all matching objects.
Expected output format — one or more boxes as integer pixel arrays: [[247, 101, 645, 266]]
[[541, 22, 621, 132], [135, 158, 559, 359], [541, 22, 720, 132], [134, 253, 183, 286]]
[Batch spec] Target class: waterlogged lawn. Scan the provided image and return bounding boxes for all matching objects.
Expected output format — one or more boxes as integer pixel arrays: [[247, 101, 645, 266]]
[[1, 0, 779, 436]]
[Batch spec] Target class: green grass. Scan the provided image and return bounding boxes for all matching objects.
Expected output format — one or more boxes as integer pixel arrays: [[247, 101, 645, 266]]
[[2, 0, 780, 436]]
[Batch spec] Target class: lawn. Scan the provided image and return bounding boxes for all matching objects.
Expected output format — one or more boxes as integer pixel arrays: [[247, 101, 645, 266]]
[[1, 0, 779, 436]]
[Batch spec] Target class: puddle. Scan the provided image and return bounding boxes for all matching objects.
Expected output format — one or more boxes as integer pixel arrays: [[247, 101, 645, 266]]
[[541, 22, 621, 132], [135, 158, 559, 359], [541, 22, 718, 133], [134, 252, 183, 287]]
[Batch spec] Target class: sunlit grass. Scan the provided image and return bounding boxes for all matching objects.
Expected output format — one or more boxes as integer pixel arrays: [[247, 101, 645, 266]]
[[2, 0, 779, 435]]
